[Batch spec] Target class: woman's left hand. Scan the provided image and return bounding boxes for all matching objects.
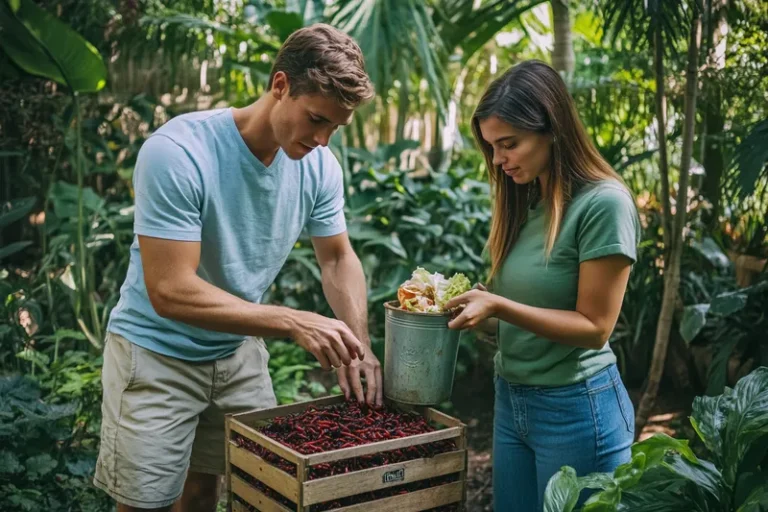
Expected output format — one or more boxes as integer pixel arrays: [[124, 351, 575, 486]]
[[446, 289, 500, 330]]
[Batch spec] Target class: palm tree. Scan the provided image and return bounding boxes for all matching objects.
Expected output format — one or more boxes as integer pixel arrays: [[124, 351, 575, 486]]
[[551, 0, 574, 75], [601, 0, 701, 437]]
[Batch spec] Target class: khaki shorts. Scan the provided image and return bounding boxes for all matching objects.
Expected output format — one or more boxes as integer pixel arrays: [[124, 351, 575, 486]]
[[93, 332, 277, 509]]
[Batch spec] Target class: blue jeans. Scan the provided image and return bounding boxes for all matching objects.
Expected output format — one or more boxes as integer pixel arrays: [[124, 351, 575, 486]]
[[493, 364, 634, 512]]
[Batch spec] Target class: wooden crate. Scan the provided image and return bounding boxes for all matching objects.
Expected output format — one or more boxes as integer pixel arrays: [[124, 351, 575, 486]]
[[225, 395, 467, 512]]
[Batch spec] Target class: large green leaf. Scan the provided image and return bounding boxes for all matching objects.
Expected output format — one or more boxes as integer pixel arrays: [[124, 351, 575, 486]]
[[0, 241, 33, 260], [265, 10, 304, 41], [680, 304, 710, 344], [691, 388, 733, 467], [0, 196, 35, 229], [581, 482, 622, 511], [542, 436, 699, 512], [50, 181, 104, 219], [0, 0, 106, 92], [722, 367, 768, 487], [710, 291, 749, 316], [737, 484, 768, 512], [619, 488, 701, 511], [662, 455, 722, 500], [544, 466, 582, 512], [632, 434, 698, 467], [689, 237, 730, 268], [734, 118, 768, 197], [361, 233, 408, 259]]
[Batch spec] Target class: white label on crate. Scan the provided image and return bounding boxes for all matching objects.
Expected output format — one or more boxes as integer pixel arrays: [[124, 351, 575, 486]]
[[382, 468, 405, 484]]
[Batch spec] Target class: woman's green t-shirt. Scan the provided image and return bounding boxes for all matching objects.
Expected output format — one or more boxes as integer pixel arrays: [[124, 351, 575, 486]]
[[493, 180, 640, 387]]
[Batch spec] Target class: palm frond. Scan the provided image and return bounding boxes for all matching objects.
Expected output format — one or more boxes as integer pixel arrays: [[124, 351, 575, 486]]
[[331, 0, 449, 117]]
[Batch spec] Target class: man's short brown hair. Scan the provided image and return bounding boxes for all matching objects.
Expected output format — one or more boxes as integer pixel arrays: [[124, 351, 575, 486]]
[[268, 23, 375, 110]]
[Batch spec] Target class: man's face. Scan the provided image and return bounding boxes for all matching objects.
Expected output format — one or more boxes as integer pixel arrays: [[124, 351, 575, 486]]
[[270, 72, 354, 160]]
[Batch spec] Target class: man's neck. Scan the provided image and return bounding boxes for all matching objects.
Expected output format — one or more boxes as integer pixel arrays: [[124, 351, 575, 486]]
[[233, 96, 280, 167]]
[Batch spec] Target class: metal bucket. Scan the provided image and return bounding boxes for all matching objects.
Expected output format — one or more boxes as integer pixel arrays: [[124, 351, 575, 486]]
[[383, 300, 461, 405]]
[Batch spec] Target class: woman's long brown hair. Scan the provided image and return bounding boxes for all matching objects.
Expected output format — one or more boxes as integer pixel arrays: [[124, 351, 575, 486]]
[[471, 60, 627, 281]]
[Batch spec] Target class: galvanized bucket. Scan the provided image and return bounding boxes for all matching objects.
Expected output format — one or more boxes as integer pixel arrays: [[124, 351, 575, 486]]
[[383, 300, 461, 405]]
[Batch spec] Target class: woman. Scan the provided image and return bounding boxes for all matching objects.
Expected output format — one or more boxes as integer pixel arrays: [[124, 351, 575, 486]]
[[446, 60, 639, 511]]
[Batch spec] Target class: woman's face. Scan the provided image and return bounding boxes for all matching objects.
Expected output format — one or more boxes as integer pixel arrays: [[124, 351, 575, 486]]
[[478, 115, 552, 185]]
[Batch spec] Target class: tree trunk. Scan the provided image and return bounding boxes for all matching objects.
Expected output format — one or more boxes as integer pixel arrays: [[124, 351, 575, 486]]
[[379, 96, 391, 145], [395, 62, 409, 143], [654, 24, 673, 254], [635, 8, 702, 438], [551, 0, 575, 75]]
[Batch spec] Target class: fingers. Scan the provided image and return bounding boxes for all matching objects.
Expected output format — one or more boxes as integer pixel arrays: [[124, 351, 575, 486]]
[[314, 348, 332, 371], [339, 325, 365, 361], [336, 366, 351, 400], [445, 291, 471, 311], [448, 311, 469, 330], [330, 333, 353, 366], [349, 366, 365, 403], [364, 365, 376, 406], [323, 345, 344, 369], [374, 363, 383, 408], [474, 282, 487, 291]]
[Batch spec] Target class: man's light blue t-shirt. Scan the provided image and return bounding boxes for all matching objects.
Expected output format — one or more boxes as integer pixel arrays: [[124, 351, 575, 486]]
[[107, 108, 347, 361]]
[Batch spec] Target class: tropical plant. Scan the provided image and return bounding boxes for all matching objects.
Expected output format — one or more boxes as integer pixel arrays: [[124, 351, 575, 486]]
[[0, 0, 108, 345], [599, 0, 705, 436], [543, 366, 768, 511], [0, 375, 110, 512]]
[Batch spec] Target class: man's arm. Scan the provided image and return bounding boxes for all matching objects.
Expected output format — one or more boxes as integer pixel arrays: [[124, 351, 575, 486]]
[[312, 232, 369, 343], [139, 235, 364, 369], [312, 232, 382, 406]]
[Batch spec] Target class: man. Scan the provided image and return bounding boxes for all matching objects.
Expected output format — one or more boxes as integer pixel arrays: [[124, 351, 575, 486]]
[[93, 23, 382, 512]]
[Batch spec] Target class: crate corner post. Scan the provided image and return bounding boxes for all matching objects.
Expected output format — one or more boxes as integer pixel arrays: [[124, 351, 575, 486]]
[[298, 457, 310, 512], [225, 413, 233, 512]]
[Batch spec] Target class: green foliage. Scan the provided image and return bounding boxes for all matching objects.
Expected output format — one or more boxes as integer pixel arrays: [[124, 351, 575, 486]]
[[734, 118, 768, 198], [0, 0, 106, 92], [0, 2, 766, 509], [543, 366, 768, 512], [0, 376, 110, 512]]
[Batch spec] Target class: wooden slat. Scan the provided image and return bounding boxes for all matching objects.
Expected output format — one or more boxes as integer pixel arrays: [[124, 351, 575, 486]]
[[424, 408, 465, 428], [230, 420, 303, 464], [233, 395, 346, 424], [229, 443, 300, 502], [326, 481, 464, 512], [231, 475, 294, 512], [306, 426, 462, 466], [303, 450, 465, 505]]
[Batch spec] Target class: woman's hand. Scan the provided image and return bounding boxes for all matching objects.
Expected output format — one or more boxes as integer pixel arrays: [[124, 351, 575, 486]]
[[446, 284, 500, 330]]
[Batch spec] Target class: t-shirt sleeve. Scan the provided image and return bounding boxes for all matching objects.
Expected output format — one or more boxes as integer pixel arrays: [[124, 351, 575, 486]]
[[307, 149, 347, 237], [132, 134, 204, 241], [577, 185, 639, 264]]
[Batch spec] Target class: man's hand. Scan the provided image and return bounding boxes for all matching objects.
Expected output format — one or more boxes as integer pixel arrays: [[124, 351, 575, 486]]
[[290, 311, 365, 371], [336, 343, 383, 407]]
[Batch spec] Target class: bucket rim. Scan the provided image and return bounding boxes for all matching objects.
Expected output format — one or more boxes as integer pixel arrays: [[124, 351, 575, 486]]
[[383, 299, 453, 317]]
